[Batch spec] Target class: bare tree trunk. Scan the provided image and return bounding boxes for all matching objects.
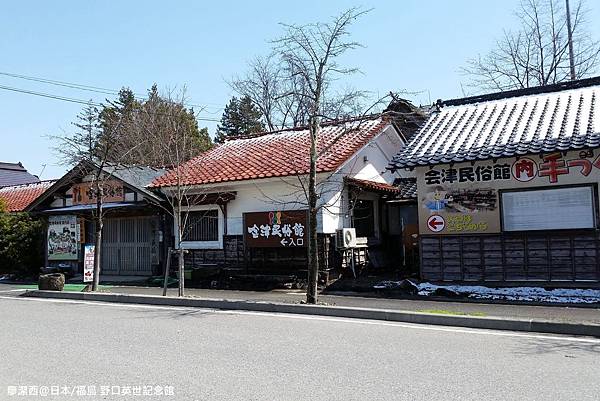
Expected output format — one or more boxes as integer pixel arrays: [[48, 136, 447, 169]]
[[92, 195, 102, 291], [175, 202, 185, 297], [178, 248, 185, 297], [162, 247, 172, 296], [306, 115, 319, 304], [565, 0, 576, 80]]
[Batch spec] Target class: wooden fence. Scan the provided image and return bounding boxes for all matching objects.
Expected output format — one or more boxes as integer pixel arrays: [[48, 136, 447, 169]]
[[421, 231, 600, 282]]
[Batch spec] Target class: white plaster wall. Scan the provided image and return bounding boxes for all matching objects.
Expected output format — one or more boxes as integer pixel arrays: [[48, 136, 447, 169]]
[[319, 125, 407, 232], [221, 175, 344, 235], [181, 124, 410, 242]]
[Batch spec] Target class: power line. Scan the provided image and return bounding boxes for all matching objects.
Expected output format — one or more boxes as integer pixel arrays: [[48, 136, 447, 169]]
[[0, 70, 225, 111], [0, 84, 99, 106], [0, 84, 221, 122]]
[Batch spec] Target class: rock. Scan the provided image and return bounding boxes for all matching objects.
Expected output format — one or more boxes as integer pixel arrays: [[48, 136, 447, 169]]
[[432, 287, 462, 298], [397, 279, 419, 295], [38, 273, 65, 291]]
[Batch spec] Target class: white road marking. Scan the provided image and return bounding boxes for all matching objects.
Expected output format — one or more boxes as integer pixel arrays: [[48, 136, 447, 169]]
[[1, 295, 599, 344]]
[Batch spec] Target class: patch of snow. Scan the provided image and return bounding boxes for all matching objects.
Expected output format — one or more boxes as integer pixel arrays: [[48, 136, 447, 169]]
[[373, 280, 600, 304]]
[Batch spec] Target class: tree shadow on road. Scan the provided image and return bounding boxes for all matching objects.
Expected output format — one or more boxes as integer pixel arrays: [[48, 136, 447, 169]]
[[512, 337, 600, 356], [126, 307, 220, 321]]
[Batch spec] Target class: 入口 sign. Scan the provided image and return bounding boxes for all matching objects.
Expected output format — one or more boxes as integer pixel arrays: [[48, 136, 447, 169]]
[[244, 210, 308, 247]]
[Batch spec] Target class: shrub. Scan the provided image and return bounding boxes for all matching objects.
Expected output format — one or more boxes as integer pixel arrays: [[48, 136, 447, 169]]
[[0, 205, 45, 277]]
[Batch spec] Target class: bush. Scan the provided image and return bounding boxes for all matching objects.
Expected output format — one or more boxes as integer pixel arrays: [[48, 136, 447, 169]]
[[0, 206, 45, 277]]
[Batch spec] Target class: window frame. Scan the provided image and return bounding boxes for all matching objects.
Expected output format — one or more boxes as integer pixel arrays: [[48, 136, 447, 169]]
[[178, 205, 223, 249], [499, 184, 598, 233]]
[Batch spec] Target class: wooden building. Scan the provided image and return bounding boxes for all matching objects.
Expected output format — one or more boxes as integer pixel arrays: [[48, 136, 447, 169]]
[[389, 77, 600, 284], [26, 161, 167, 276]]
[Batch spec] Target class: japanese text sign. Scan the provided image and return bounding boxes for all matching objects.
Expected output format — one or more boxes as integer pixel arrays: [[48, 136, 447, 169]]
[[83, 245, 95, 282], [72, 180, 124, 205], [244, 210, 308, 248]]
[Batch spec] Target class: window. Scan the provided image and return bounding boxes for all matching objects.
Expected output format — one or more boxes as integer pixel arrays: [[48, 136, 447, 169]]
[[183, 210, 219, 241], [353, 199, 375, 237], [501, 186, 596, 232]]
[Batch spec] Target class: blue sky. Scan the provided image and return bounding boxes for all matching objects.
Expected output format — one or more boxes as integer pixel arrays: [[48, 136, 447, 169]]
[[1, 0, 599, 180]]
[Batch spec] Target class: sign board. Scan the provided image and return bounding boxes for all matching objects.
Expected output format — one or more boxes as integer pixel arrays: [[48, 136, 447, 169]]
[[47, 215, 79, 260], [417, 149, 600, 235], [83, 245, 95, 282], [427, 215, 445, 232], [244, 210, 308, 248], [72, 180, 124, 205]]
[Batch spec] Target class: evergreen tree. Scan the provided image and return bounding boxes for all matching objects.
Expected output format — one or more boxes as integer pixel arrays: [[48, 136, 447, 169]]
[[215, 95, 264, 143], [98, 85, 212, 166]]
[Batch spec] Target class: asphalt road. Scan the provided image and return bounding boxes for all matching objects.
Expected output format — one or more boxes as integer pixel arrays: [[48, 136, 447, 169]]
[[0, 296, 599, 401]]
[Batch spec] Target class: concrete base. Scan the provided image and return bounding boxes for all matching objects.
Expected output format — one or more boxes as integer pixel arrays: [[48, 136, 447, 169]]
[[21, 290, 600, 338]]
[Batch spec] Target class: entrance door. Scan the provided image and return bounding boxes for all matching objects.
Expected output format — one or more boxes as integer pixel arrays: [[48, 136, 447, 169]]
[[102, 216, 156, 275]]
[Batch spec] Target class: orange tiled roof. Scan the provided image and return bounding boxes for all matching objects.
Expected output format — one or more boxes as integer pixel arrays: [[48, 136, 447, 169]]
[[152, 117, 390, 187], [345, 177, 401, 194], [0, 180, 56, 212]]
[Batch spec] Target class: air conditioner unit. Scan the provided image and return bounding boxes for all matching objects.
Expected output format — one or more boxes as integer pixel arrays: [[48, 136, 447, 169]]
[[336, 228, 357, 249]]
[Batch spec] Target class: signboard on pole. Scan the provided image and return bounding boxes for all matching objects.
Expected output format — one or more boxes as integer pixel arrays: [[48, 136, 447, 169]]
[[47, 215, 79, 260], [244, 210, 308, 248], [83, 245, 95, 283]]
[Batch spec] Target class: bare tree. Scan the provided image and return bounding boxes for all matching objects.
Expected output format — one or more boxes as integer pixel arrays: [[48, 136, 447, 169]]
[[229, 26, 370, 131], [135, 88, 218, 297], [230, 55, 284, 131], [463, 0, 600, 91], [253, 7, 371, 304], [52, 103, 129, 291]]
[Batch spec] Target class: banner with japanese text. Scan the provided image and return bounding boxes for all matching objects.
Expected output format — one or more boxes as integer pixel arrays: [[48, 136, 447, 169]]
[[83, 245, 95, 282], [244, 210, 308, 247]]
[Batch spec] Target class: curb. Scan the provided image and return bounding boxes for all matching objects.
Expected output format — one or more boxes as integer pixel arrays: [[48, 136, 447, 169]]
[[21, 290, 600, 337]]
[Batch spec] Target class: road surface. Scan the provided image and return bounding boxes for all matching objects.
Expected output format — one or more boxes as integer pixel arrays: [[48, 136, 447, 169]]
[[0, 295, 598, 400]]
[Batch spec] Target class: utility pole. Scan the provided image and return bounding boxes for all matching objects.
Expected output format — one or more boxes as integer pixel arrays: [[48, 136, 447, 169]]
[[566, 0, 576, 80]]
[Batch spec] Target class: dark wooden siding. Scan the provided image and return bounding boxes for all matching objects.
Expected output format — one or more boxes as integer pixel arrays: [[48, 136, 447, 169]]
[[421, 232, 600, 282], [185, 234, 334, 273]]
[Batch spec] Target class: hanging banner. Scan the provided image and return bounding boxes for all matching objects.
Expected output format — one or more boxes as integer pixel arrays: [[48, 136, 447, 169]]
[[83, 245, 95, 282], [244, 210, 308, 248], [47, 215, 79, 260]]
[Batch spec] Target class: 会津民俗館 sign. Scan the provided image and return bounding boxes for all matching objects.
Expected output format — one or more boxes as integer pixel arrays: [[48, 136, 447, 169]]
[[244, 210, 307, 247]]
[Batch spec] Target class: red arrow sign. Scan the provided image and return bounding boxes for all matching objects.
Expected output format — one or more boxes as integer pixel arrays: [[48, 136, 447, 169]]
[[427, 215, 445, 232]]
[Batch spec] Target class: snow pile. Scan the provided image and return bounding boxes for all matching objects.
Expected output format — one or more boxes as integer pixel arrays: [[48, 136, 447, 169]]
[[374, 280, 600, 304]]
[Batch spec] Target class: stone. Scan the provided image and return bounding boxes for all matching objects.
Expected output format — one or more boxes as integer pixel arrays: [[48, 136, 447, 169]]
[[38, 273, 65, 291]]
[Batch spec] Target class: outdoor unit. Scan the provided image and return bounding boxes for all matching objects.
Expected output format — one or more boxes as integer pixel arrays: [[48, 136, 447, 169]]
[[335, 228, 357, 249]]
